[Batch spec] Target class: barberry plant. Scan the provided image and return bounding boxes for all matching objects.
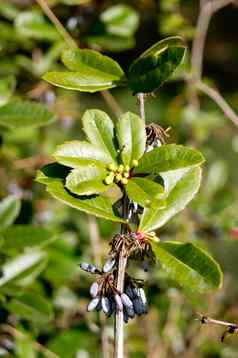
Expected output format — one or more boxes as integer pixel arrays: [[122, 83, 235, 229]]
[[36, 36, 223, 357]]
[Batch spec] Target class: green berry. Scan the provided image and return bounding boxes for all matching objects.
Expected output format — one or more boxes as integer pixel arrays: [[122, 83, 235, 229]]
[[104, 175, 114, 185], [115, 173, 122, 182], [121, 178, 128, 185], [125, 165, 130, 172], [118, 164, 124, 173], [123, 172, 130, 178], [132, 159, 139, 167], [108, 163, 117, 171]]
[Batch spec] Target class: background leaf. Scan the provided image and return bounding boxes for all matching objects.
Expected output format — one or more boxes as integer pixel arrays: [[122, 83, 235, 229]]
[[128, 36, 186, 93], [0, 100, 55, 128], [0, 225, 56, 253], [116, 112, 146, 166], [5, 292, 53, 323], [100, 4, 139, 37], [0, 195, 21, 228], [135, 144, 204, 174], [151, 241, 223, 293], [139, 167, 202, 232]]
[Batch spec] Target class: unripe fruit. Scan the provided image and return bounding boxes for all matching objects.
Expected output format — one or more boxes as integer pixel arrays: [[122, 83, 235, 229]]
[[125, 165, 130, 172], [123, 172, 130, 178], [104, 174, 114, 185], [117, 164, 124, 173], [108, 163, 117, 171], [115, 173, 122, 182], [121, 178, 128, 185], [132, 159, 139, 167]]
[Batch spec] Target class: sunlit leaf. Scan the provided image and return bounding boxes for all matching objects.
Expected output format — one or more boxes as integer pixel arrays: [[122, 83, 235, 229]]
[[139, 167, 202, 232], [125, 177, 166, 208], [54, 141, 112, 167], [128, 36, 186, 93], [116, 112, 146, 166], [82, 109, 117, 162], [43, 48, 126, 92], [65, 164, 109, 195], [0, 75, 16, 106], [135, 144, 204, 174], [151, 241, 223, 292]]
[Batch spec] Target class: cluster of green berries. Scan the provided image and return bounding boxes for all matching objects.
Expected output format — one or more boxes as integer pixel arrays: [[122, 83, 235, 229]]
[[104, 161, 138, 186]]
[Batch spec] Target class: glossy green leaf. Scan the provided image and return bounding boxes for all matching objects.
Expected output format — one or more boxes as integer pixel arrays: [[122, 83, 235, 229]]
[[0, 251, 46, 287], [15, 11, 60, 42], [0, 195, 21, 228], [128, 36, 186, 93], [139, 167, 202, 232], [0, 225, 56, 253], [47, 181, 125, 223], [82, 109, 117, 162], [54, 141, 112, 168], [100, 4, 139, 37], [5, 292, 53, 323], [135, 144, 204, 174], [65, 165, 109, 195], [0, 100, 55, 128], [43, 48, 126, 92], [125, 177, 166, 208], [116, 112, 146, 166], [151, 241, 223, 292], [35, 162, 70, 185]]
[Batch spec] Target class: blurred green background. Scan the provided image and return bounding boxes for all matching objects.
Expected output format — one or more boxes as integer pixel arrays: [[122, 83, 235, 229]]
[[0, 0, 238, 357]]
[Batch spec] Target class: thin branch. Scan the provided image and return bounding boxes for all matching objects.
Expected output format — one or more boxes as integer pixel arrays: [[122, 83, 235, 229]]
[[1, 324, 59, 358], [197, 313, 238, 341], [191, 0, 234, 79], [137, 93, 146, 123], [100, 91, 123, 118], [35, 0, 77, 48], [196, 81, 238, 126]]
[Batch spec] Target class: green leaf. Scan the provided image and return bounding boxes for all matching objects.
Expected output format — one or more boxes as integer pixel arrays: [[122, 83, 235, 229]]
[[0, 225, 56, 253], [128, 36, 186, 93], [47, 181, 125, 223], [0, 195, 21, 228], [15, 11, 60, 42], [0, 100, 55, 128], [125, 177, 166, 208], [139, 167, 202, 232], [0, 251, 46, 287], [100, 4, 139, 37], [135, 144, 204, 174], [82, 109, 117, 162], [35, 162, 70, 185], [54, 141, 113, 168], [43, 48, 126, 93], [116, 112, 146, 166], [0, 75, 16, 106], [15, 334, 36, 358], [65, 165, 109, 195], [86, 34, 135, 52], [5, 292, 53, 323], [151, 241, 223, 292]]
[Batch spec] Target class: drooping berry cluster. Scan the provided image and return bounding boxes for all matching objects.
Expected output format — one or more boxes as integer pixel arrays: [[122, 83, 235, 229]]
[[80, 254, 148, 323]]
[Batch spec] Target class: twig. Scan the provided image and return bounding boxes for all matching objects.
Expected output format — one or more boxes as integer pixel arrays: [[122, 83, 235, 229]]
[[100, 91, 123, 118], [88, 217, 110, 358], [197, 313, 238, 342], [35, 0, 77, 48], [191, 0, 234, 79], [137, 93, 146, 123], [196, 81, 238, 126], [0, 324, 59, 358]]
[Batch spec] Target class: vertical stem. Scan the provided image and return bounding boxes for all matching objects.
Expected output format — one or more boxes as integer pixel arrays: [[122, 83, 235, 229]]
[[137, 93, 145, 123], [114, 195, 129, 358]]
